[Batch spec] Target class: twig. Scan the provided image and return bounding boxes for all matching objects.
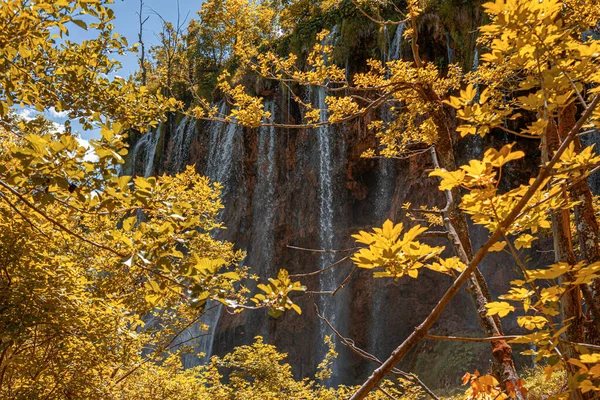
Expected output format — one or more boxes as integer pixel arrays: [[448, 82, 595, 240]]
[[420, 231, 450, 239], [332, 266, 358, 295], [315, 306, 440, 400], [287, 245, 360, 254], [290, 255, 352, 278], [425, 334, 519, 343], [376, 386, 398, 400]]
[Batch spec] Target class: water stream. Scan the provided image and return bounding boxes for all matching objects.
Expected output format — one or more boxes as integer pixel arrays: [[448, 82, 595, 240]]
[[389, 22, 405, 62]]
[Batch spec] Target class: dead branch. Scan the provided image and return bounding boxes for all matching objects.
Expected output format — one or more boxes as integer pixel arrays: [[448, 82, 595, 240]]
[[315, 306, 440, 400], [290, 255, 353, 278], [287, 245, 360, 254]]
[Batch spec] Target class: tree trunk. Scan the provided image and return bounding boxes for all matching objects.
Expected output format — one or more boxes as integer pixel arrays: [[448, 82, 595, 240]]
[[424, 84, 522, 394], [559, 103, 600, 344], [548, 115, 585, 344]]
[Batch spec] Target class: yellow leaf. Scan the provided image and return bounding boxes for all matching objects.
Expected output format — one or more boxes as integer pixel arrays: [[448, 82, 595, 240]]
[[429, 168, 466, 191], [514, 234, 535, 250], [485, 301, 515, 317], [517, 316, 548, 330], [489, 241, 507, 252], [580, 354, 600, 364]]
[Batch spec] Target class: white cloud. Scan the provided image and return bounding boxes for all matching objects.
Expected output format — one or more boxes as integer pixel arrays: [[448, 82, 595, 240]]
[[76, 136, 99, 162], [48, 107, 68, 119], [16, 108, 36, 121], [49, 121, 66, 134]]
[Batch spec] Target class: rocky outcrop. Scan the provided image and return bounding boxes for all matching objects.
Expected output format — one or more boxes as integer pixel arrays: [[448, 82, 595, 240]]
[[123, 82, 555, 387], [122, 6, 559, 386]]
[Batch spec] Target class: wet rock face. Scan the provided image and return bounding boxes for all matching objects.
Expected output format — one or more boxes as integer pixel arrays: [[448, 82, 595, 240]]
[[123, 86, 549, 387]]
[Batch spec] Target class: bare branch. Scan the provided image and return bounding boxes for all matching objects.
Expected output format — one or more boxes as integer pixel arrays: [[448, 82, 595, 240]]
[[290, 255, 352, 278], [287, 245, 359, 254], [315, 306, 440, 400]]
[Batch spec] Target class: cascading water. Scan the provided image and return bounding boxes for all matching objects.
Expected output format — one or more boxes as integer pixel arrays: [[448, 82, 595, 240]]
[[368, 23, 407, 353], [168, 116, 196, 173], [376, 19, 404, 225], [466, 48, 483, 160], [381, 25, 390, 65], [206, 102, 240, 190], [143, 128, 161, 178], [181, 102, 242, 366], [446, 32, 455, 64], [472, 48, 480, 72], [388, 22, 405, 62], [249, 100, 279, 339], [314, 27, 346, 380], [121, 123, 162, 178], [251, 100, 278, 276], [472, 48, 480, 101], [181, 304, 223, 368], [316, 90, 335, 295], [315, 84, 343, 381]]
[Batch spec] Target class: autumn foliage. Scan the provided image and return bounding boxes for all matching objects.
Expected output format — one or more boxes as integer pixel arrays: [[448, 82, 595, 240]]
[[2, 0, 600, 399]]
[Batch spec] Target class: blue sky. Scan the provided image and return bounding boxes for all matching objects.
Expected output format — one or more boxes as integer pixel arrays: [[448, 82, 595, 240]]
[[17, 0, 202, 140], [107, 0, 202, 78]]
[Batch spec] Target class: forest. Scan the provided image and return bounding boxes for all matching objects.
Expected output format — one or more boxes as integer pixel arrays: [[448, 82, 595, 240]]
[[2, 0, 600, 399]]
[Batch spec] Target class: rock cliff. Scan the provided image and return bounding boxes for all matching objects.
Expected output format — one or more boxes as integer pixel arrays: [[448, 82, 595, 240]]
[[122, 7, 561, 387]]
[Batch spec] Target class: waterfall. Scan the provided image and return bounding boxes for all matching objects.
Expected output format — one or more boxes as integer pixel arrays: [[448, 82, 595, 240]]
[[381, 25, 390, 64], [122, 123, 162, 178], [446, 32, 455, 64], [315, 27, 338, 289], [179, 302, 224, 367], [315, 84, 345, 382], [168, 116, 196, 173], [206, 102, 240, 189], [388, 22, 405, 62], [467, 48, 483, 160], [368, 21, 406, 353], [143, 128, 161, 178], [472, 47, 481, 102], [249, 100, 279, 340], [251, 100, 278, 277], [183, 101, 242, 365], [370, 115, 397, 355], [316, 92, 335, 263], [473, 47, 480, 72]]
